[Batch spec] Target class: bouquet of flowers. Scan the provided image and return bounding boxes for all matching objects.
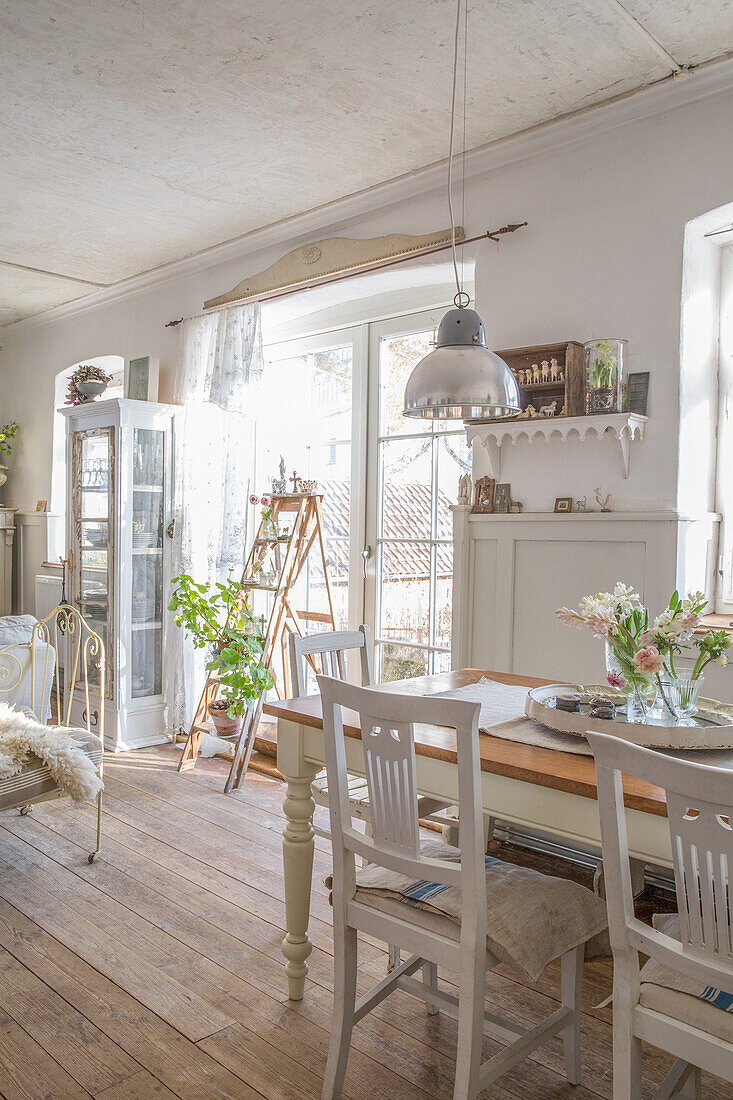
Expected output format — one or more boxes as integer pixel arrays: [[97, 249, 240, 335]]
[[556, 584, 732, 720]]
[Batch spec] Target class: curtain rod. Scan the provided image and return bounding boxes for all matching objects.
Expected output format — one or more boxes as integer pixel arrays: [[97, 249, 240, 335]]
[[163, 222, 527, 327]]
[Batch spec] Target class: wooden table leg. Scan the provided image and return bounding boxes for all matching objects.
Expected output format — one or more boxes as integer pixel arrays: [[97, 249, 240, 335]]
[[279, 719, 319, 1001]]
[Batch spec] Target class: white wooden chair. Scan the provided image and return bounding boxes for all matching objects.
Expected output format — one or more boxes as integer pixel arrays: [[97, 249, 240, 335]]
[[289, 626, 448, 837], [588, 730, 733, 1099], [319, 675, 588, 1099]]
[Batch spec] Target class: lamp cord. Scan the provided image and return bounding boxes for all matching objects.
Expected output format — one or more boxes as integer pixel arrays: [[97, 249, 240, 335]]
[[447, 0, 464, 303]]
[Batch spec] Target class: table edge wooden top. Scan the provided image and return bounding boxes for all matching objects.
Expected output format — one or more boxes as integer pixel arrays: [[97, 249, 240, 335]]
[[264, 668, 669, 818]]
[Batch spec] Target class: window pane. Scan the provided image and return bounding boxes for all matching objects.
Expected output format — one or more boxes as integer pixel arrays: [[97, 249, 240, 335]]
[[434, 542, 454, 649], [432, 650, 452, 674], [380, 435, 432, 540], [378, 540, 431, 644], [379, 642, 428, 683], [436, 433, 470, 539], [258, 343, 352, 630], [379, 332, 433, 437]]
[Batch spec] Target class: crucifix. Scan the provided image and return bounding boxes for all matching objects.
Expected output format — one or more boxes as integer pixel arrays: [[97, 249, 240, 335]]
[[289, 470, 300, 493]]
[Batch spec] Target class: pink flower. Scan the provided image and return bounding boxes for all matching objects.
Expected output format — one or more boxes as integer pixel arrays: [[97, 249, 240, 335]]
[[249, 494, 259, 505], [260, 495, 270, 507], [606, 669, 627, 689], [634, 645, 663, 674], [556, 607, 583, 628], [586, 609, 618, 637]]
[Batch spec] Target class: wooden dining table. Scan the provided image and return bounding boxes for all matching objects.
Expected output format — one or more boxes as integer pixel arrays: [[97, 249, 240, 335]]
[[265, 667, 672, 1001]]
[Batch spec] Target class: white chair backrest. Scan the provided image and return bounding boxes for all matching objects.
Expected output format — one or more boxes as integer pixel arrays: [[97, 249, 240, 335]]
[[589, 731, 733, 991], [318, 674, 486, 926], [289, 626, 373, 698]]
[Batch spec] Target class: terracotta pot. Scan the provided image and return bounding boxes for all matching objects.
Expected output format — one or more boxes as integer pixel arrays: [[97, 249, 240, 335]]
[[209, 701, 242, 736]]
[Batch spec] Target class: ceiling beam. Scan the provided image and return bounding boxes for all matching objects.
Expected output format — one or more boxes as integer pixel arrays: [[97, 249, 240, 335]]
[[0, 258, 111, 287], [598, 0, 684, 75]]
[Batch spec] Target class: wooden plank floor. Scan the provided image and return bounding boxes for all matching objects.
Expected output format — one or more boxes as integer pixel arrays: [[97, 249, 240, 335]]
[[0, 744, 729, 1099]]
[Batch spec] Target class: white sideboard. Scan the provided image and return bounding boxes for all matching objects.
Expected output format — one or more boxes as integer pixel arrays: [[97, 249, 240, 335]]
[[451, 508, 723, 690]]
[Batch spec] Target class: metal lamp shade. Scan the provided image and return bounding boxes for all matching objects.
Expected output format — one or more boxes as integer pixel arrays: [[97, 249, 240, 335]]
[[403, 306, 521, 420]]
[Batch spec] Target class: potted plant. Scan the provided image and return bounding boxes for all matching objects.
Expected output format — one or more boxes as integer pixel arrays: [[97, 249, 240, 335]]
[[0, 420, 19, 492], [66, 364, 113, 405], [584, 339, 626, 414], [168, 572, 273, 736]]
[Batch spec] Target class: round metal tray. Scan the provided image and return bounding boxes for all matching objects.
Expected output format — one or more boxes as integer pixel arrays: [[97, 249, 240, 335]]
[[525, 684, 733, 749]]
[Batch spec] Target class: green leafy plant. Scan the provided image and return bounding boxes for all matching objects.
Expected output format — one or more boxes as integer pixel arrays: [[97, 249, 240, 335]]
[[590, 340, 618, 390], [168, 573, 273, 718], [65, 364, 113, 406], [0, 421, 19, 459]]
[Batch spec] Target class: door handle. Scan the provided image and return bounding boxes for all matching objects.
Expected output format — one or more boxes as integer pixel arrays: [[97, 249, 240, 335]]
[[361, 546, 371, 579]]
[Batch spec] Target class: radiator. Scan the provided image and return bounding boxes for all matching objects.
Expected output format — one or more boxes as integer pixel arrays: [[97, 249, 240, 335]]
[[34, 575, 64, 668]]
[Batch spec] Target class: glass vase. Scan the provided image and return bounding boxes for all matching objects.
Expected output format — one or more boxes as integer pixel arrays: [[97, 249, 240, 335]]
[[605, 641, 657, 722], [652, 673, 703, 724], [585, 339, 626, 414], [261, 514, 278, 540]]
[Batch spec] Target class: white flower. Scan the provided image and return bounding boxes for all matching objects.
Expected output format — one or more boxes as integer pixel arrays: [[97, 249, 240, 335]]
[[682, 591, 706, 613], [715, 652, 729, 668], [613, 582, 640, 615]]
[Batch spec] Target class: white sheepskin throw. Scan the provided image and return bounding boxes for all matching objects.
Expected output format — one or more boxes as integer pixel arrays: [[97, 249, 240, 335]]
[[0, 701, 103, 803]]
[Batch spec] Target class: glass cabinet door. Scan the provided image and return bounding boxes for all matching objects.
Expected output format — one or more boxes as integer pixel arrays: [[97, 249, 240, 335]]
[[131, 428, 164, 698], [72, 428, 114, 695]]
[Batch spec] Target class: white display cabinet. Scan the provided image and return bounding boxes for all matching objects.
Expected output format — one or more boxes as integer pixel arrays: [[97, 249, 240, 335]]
[[63, 398, 177, 751]]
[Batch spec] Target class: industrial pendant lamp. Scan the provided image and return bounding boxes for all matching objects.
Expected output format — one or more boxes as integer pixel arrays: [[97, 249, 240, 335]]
[[403, 0, 520, 421]]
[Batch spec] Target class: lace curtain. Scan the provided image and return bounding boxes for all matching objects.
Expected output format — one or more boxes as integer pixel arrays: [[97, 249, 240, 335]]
[[164, 302, 264, 734]]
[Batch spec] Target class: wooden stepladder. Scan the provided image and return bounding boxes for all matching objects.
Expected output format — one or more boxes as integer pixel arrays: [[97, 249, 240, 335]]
[[177, 492, 336, 792]]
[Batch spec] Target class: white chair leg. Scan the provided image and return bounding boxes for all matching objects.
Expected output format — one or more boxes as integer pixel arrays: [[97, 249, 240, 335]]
[[322, 924, 357, 1099], [679, 1065, 702, 1098], [612, 1008, 642, 1099], [560, 946, 583, 1085], [422, 960, 439, 1016], [453, 955, 484, 1099]]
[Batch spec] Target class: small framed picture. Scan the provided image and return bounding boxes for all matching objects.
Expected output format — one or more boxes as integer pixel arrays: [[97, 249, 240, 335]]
[[554, 497, 573, 513], [125, 356, 160, 402], [493, 483, 511, 514], [35, 500, 48, 512], [471, 476, 495, 514], [627, 371, 649, 416]]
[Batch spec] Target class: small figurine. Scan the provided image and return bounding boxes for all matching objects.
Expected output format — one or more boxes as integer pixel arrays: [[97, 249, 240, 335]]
[[595, 487, 612, 512], [531, 363, 540, 385], [509, 499, 523, 513], [540, 359, 550, 383], [457, 472, 472, 505], [550, 358, 560, 382], [539, 400, 558, 417], [516, 368, 525, 386], [272, 456, 287, 495]]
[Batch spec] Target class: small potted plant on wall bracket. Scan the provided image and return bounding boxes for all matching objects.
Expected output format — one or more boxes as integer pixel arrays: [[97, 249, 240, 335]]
[[168, 572, 273, 736], [65, 364, 112, 405], [584, 338, 626, 414]]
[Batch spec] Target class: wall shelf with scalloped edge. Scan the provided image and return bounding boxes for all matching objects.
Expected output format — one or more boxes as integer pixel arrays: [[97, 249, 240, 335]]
[[464, 412, 647, 481]]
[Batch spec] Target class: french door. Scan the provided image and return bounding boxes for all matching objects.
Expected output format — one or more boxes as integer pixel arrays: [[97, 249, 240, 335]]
[[364, 312, 471, 681], [261, 308, 469, 682]]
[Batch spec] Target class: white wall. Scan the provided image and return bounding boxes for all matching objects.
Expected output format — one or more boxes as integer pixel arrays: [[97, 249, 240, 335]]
[[2, 64, 733, 533]]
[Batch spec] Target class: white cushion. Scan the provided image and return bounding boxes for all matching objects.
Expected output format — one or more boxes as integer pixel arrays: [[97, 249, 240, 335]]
[[0, 615, 37, 645]]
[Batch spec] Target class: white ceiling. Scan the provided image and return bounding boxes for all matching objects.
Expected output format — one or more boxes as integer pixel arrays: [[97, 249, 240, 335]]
[[2, 0, 732, 327]]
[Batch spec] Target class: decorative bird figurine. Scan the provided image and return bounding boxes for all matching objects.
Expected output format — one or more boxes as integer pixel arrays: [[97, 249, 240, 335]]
[[594, 487, 612, 512]]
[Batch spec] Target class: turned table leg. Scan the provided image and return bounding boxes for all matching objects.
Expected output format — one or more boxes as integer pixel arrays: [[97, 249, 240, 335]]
[[281, 766, 319, 1000]]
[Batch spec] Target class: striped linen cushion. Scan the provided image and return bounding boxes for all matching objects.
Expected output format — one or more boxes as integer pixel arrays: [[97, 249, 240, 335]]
[[639, 913, 733, 1041], [0, 726, 103, 813]]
